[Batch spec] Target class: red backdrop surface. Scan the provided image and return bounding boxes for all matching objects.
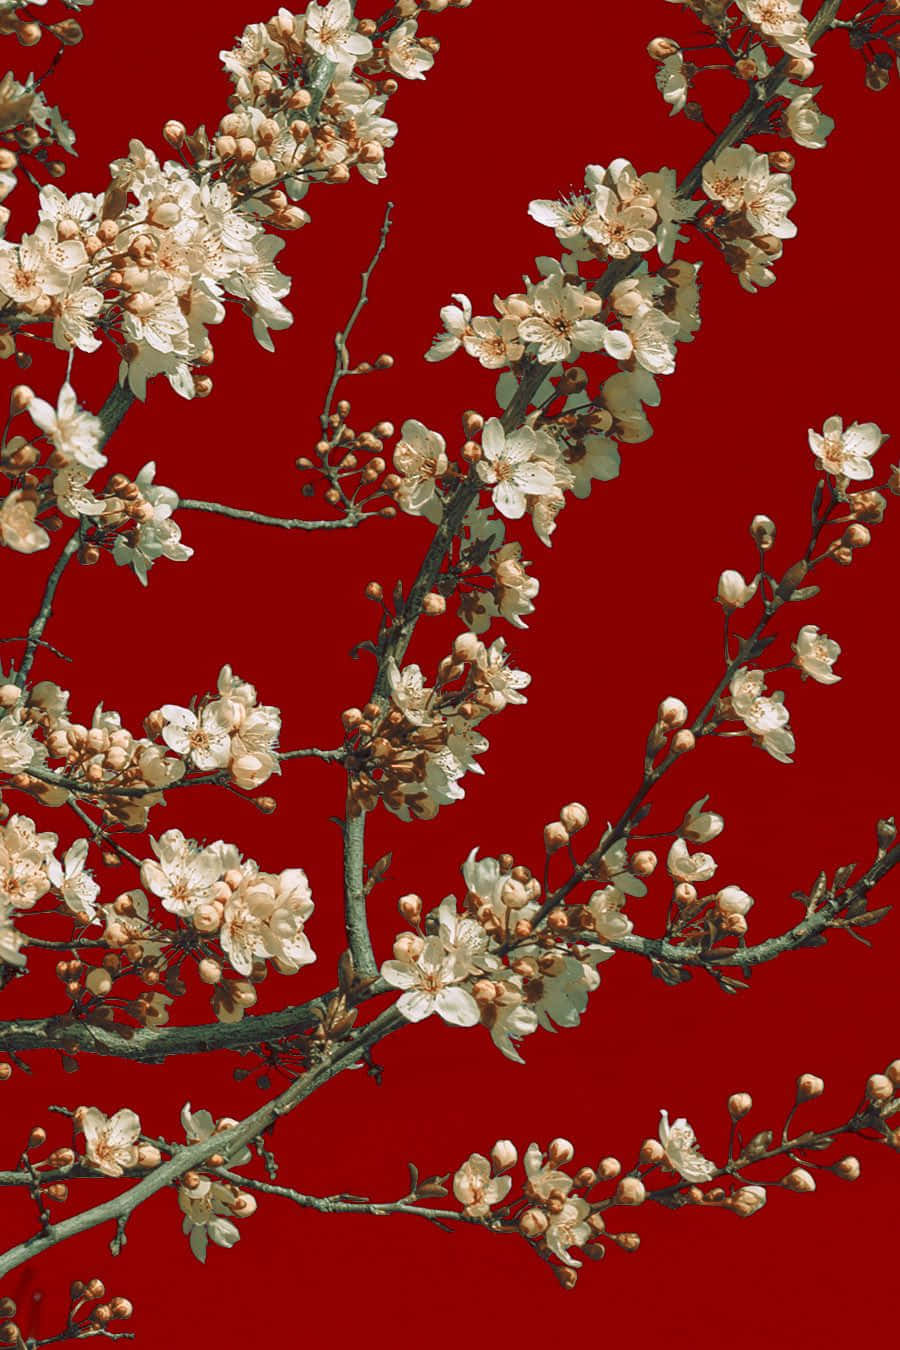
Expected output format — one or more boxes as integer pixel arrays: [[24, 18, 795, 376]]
[[2, 2, 899, 1346]]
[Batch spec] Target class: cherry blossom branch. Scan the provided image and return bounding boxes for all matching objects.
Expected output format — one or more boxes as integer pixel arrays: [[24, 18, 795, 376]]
[[173, 499, 375, 531], [504, 0, 843, 434], [0, 1004, 405, 1279], [597, 837, 899, 978]]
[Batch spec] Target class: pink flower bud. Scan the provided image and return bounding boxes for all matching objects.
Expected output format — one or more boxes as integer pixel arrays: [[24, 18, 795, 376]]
[[597, 1157, 621, 1180], [728, 1092, 753, 1120], [560, 802, 588, 834], [519, 1207, 549, 1237], [544, 822, 570, 853], [833, 1156, 860, 1181], [397, 893, 422, 924], [615, 1176, 646, 1206], [630, 850, 657, 878], [783, 1168, 816, 1193], [658, 697, 687, 728], [796, 1073, 825, 1101], [491, 1140, 517, 1172], [548, 1137, 574, 1166], [866, 1073, 893, 1103]]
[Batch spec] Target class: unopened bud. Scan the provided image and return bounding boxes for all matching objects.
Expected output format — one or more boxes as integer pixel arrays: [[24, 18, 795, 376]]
[[647, 36, 679, 60], [671, 729, 695, 755], [833, 1156, 860, 1181], [615, 1176, 646, 1206], [544, 821, 570, 853], [397, 893, 422, 924], [597, 1156, 621, 1180], [866, 1073, 893, 1103], [783, 1167, 816, 1193], [796, 1073, 824, 1101], [658, 696, 687, 728], [518, 1207, 549, 1237], [491, 1139, 517, 1171], [639, 1138, 665, 1165], [559, 802, 588, 834], [548, 1137, 575, 1166], [728, 1092, 753, 1120]]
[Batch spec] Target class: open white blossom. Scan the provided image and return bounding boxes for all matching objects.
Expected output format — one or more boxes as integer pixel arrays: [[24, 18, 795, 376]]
[[28, 382, 104, 472], [476, 420, 557, 521], [381, 936, 480, 1026], [80, 1107, 141, 1178], [393, 419, 448, 521], [667, 837, 717, 884], [659, 1109, 717, 1183], [783, 87, 834, 149], [453, 1154, 511, 1217], [808, 416, 885, 481], [517, 275, 616, 364], [305, 0, 373, 62], [793, 625, 841, 684], [735, 0, 811, 57], [730, 667, 795, 764]]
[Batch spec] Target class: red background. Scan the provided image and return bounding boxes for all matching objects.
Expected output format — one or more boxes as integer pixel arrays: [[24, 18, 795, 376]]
[[3, 2, 899, 1345]]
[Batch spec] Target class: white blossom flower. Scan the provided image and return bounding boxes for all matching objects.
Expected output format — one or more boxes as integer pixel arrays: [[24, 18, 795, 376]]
[[381, 936, 480, 1026], [659, 1110, 717, 1182], [517, 275, 616, 364], [735, 0, 811, 57], [386, 659, 433, 726], [585, 186, 657, 259], [729, 667, 795, 763], [717, 569, 759, 610], [80, 1107, 141, 1177], [680, 797, 724, 844], [476, 420, 557, 520], [587, 885, 634, 940], [0, 491, 51, 554], [655, 51, 688, 115], [160, 703, 231, 770], [28, 382, 104, 471], [667, 838, 717, 884], [523, 1141, 574, 1199], [424, 293, 472, 362], [386, 20, 433, 79], [474, 636, 531, 708], [48, 839, 100, 921], [808, 416, 885, 481], [393, 419, 448, 520], [141, 829, 228, 918], [527, 192, 596, 240], [545, 1195, 592, 1267], [453, 1154, 511, 1217], [305, 0, 372, 62], [179, 1178, 243, 1263], [487, 994, 539, 1063], [782, 87, 834, 149], [112, 462, 193, 585], [220, 869, 315, 976], [793, 625, 841, 684], [0, 714, 46, 774], [715, 885, 754, 916]]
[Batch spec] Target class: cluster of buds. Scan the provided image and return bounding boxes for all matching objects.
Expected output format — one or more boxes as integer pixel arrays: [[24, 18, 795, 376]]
[[0, 3, 85, 51], [0, 1279, 133, 1350], [1, 665, 282, 834], [296, 398, 398, 520], [451, 1137, 641, 1284], [344, 633, 529, 821], [0, 66, 78, 222]]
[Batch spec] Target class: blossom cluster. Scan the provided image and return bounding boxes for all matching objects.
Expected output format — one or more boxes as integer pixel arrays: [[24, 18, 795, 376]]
[[76, 1102, 258, 1262], [0, 664, 282, 829], [0, 808, 99, 966], [345, 633, 529, 821], [0, 382, 191, 581], [0, 1, 449, 402]]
